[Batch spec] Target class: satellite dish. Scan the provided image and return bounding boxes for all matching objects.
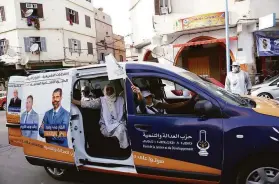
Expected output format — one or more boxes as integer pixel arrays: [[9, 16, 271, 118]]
[[24, 9, 33, 18], [6, 48, 16, 57], [30, 43, 39, 52]]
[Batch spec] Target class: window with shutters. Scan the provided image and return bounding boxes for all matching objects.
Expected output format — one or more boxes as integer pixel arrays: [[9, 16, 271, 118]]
[[0, 6, 6, 22], [66, 8, 79, 24], [154, 0, 170, 15], [24, 37, 47, 52], [87, 42, 93, 55], [0, 39, 8, 56], [100, 53, 105, 61], [85, 15, 91, 28], [68, 39, 81, 53], [20, 3, 44, 18]]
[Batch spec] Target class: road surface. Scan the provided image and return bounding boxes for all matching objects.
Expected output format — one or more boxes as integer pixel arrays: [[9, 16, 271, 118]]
[[0, 111, 170, 184]]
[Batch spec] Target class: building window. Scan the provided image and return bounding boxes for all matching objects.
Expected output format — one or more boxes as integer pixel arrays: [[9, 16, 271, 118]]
[[68, 39, 81, 53], [86, 0, 91, 2], [100, 53, 105, 61], [87, 42, 93, 55], [66, 8, 79, 24], [103, 16, 105, 19], [20, 3, 44, 18], [0, 39, 8, 56], [154, 0, 170, 15], [0, 7, 6, 21], [24, 37, 47, 52], [85, 15, 91, 28], [120, 55, 124, 62]]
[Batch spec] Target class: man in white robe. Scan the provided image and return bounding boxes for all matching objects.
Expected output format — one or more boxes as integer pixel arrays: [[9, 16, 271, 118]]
[[225, 62, 252, 96], [72, 83, 129, 149]]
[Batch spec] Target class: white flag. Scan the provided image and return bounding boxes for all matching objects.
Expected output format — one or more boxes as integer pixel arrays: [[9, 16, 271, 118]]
[[105, 54, 126, 81]]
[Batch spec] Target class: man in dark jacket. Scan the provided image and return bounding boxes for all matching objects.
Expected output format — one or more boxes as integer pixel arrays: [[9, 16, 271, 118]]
[[9, 89, 21, 108]]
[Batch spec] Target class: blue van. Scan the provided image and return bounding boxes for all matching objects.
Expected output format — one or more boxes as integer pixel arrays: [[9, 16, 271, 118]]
[[6, 62, 279, 184]]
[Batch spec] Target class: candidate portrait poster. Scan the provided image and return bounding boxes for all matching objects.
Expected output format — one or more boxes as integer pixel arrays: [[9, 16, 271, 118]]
[[7, 76, 26, 124], [255, 31, 279, 56], [21, 70, 74, 150]]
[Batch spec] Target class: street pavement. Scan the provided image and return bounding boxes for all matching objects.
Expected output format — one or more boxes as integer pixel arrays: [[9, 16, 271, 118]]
[[0, 111, 170, 184]]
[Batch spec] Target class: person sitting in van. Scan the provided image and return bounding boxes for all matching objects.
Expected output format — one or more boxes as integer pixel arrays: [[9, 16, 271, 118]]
[[81, 86, 94, 100], [71, 83, 129, 149], [132, 86, 198, 114]]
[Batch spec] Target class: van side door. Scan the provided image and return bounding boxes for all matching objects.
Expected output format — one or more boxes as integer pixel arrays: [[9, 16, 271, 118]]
[[126, 72, 223, 182]]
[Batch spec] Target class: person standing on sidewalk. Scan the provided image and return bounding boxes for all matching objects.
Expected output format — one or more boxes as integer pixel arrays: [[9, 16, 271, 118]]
[[225, 62, 252, 96]]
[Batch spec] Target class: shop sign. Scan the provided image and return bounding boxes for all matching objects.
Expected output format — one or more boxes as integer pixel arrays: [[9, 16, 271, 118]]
[[174, 12, 225, 32], [259, 13, 276, 30], [255, 31, 279, 56]]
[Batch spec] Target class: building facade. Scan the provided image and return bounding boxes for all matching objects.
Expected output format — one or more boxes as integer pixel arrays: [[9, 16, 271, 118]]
[[129, 0, 279, 84], [94, 7, 114, 63], [113, 34, 126, 62], [0, 0, 98, 76]]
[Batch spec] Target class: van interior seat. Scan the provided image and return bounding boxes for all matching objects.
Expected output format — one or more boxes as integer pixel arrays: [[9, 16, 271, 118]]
[[80, 88, 131, 159]]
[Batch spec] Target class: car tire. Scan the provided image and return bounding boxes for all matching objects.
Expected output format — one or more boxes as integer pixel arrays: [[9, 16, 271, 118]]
[[257, 92, 273, 99], [236, 157, 279, 184], [44, 166, 70, 181], [2, 102, 6, 111]]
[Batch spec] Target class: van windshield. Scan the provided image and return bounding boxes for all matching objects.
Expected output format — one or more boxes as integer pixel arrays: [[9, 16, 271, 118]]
[[179, 72, 254, 107]]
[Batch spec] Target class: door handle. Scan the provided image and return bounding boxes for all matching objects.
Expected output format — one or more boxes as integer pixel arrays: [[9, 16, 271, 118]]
[[134, 124, 152, 132]]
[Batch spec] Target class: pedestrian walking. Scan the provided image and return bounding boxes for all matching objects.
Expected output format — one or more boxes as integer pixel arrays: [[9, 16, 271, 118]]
[[225, 61, 252, 96]]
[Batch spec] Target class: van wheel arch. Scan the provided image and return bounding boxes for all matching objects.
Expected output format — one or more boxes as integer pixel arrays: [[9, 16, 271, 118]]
[[44, 166, 75, 181], [231, 152, 279, 183]]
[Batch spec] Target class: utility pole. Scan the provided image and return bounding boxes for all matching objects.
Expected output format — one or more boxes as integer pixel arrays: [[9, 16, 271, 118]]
[[225, 0, 230, 73]]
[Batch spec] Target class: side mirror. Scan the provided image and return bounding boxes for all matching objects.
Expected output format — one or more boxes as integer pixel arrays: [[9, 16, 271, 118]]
[[277, 82, 279, 87], [194, 100, 214, 117]]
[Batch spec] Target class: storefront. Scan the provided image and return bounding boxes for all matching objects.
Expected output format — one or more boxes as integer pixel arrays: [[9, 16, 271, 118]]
[[171, 12, 238, 84]]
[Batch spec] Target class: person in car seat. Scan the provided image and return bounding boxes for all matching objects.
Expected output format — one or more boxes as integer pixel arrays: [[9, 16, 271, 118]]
[[81, 86, 94, 100], [132, 86, 198, 114], [71, 83, 129, 149]]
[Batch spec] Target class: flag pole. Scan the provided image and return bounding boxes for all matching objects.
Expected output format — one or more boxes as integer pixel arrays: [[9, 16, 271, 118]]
[[225, 0, 231, 73]]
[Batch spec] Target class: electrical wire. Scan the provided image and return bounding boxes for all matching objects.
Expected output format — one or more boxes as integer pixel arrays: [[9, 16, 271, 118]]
[[129, 0, 142, 11]]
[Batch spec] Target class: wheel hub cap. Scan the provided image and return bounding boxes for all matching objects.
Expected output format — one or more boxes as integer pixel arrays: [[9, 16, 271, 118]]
[[246, 167, 279, 184]]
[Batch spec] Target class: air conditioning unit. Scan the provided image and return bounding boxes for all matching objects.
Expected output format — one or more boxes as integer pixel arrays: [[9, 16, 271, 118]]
[[26, 3, 37, 9], [161, 7, 169, 15]]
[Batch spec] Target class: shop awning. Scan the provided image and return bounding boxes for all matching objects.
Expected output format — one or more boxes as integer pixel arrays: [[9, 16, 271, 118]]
[[173, 36, 238, 48]]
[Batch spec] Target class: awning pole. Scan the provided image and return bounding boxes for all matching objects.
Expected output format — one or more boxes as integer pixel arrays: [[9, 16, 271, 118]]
[[225, 0, 230, 72]]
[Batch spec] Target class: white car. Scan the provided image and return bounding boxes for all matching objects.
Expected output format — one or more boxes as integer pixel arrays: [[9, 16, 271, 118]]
[[251, 75, 279, 100]]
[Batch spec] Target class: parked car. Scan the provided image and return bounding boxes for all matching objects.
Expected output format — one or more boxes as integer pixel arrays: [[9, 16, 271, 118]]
[[0, 91, 7, 111], [251, 75, 279, 99], [200, 77, 225, 88]]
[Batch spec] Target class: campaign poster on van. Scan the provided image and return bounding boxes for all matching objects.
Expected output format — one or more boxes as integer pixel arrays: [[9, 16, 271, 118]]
[[21, 70, 73, 149], [7, 76, 26, 124]]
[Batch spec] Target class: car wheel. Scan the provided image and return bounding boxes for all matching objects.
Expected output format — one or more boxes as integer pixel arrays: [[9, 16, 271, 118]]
[[44, 166, 68, 181], [236, 158, 279, 184], [2, 102, 6, 111], [257, 93, 273, 99]]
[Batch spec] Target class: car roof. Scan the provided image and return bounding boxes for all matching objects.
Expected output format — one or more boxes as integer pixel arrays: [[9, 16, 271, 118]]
[[76, 61, 187, 75]]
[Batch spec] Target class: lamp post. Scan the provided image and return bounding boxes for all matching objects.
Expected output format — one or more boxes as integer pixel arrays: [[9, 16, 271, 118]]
[[225, 0, 230, 73]]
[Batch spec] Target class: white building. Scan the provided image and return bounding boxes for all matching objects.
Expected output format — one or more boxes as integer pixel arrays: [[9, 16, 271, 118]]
[[0, 0, 98, 70], [129, 0, 279, 84], [94, 7, 114, 63]]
